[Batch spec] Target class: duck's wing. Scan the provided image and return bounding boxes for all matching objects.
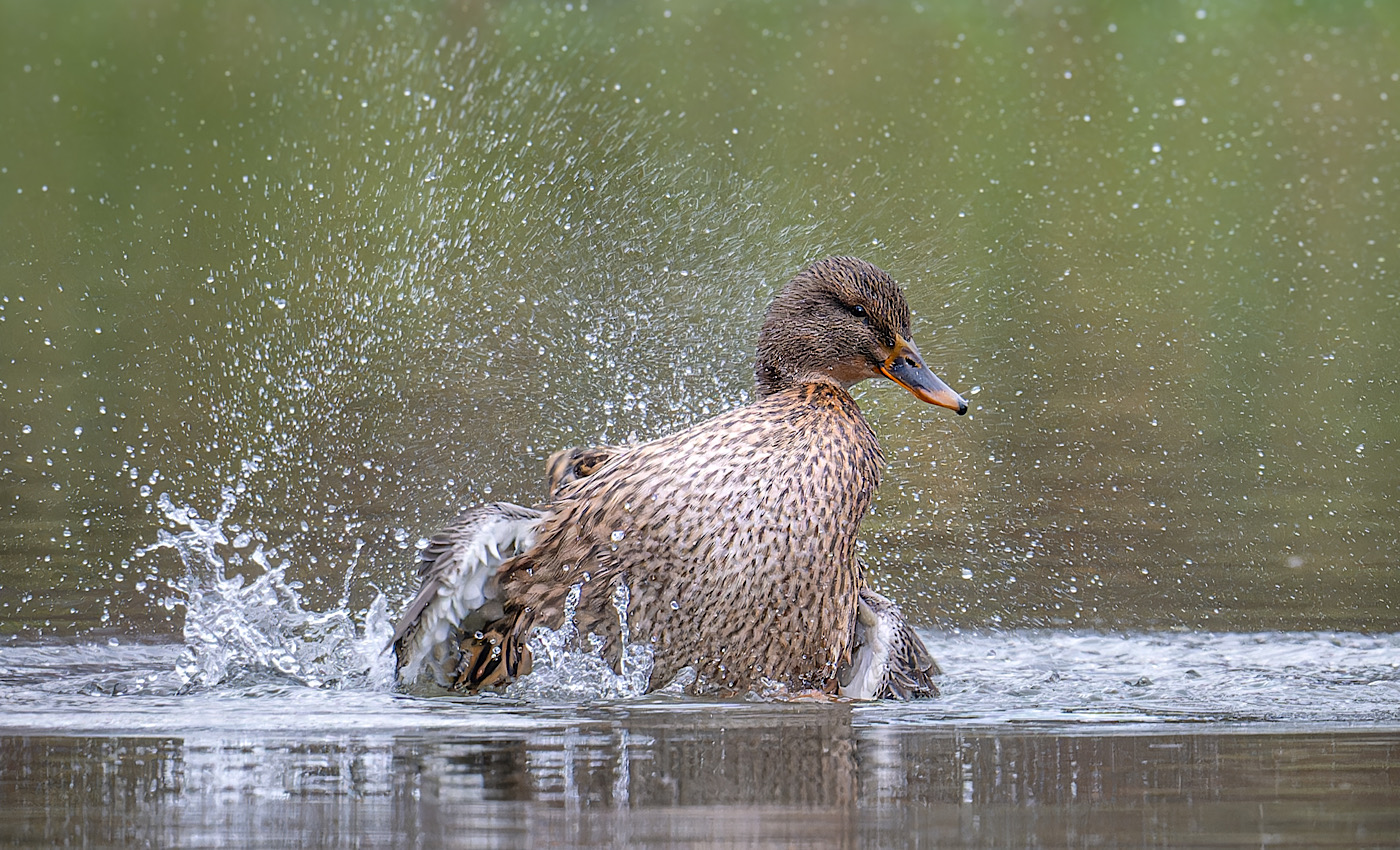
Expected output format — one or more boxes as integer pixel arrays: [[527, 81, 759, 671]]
[[838, 585, 940, 700], [390, 502, 544, 687], [427, 444, 633, 690]]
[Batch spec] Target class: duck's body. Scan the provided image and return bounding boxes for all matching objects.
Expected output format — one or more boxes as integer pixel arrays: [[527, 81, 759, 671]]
[[393, 440, 942, 698], [391, 257, 966, 697], [496, 382, 879, 692]]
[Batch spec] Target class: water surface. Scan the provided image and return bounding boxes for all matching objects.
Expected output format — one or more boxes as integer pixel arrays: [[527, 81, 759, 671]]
[[2, 631, 1398, 848]]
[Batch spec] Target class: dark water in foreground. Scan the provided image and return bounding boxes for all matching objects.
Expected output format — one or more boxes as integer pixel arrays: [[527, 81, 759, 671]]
[[6, 722, 1398, 849], [3, 631, 1398, 849]]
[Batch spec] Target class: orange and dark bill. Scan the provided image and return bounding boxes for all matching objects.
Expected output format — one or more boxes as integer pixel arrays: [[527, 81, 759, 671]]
[[880, 335, 968, 415]]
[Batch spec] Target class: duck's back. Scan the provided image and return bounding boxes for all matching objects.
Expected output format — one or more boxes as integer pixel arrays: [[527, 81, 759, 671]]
[[496, 382, 884, 694]]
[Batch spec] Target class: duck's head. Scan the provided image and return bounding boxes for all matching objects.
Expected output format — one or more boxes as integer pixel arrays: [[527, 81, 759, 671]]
[[754, 257, 967, 414]]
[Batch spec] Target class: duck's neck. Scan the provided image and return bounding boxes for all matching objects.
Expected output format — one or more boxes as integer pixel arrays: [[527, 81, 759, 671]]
[[754, 359, 788, 399], [755, 369, 857, 401]]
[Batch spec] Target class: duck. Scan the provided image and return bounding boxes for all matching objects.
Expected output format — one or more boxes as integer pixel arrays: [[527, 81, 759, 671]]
[[390, 256, 966, 696], [393, 442, 943, 697]]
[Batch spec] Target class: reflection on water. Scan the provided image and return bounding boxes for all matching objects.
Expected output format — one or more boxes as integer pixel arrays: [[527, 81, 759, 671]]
[[3, 718, 1397, 848], [1, 631, 1397, 847]]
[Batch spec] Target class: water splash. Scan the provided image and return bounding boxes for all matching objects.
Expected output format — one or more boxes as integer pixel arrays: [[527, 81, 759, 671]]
[[134, 488, 395, 692], [611, 580, 635, 682], [506, 579, 654, 703]]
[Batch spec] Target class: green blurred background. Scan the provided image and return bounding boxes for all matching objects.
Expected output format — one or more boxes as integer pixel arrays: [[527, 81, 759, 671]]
[[1, 0, 1396, 638]]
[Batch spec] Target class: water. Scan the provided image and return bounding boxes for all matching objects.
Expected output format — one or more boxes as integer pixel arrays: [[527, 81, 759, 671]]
[[3, 1, 1399, 845], [1, 483, 1396, 846], [5, 632, 1399, 735], [8, 481, 1400, 725], [2, 633, 1398, 847]]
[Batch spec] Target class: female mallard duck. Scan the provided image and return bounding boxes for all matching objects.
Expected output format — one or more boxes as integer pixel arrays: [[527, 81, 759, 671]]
[[391, 256, 966, 697], [393, 443, 943, 697]]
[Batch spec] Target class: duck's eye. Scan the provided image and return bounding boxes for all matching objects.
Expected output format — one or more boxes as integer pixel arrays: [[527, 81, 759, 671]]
[[849, 303, 870, 324]]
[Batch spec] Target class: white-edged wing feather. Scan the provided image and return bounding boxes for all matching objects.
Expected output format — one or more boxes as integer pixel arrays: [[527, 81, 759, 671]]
[[390, 502, 543, 687], [838, 586, 940, 700]]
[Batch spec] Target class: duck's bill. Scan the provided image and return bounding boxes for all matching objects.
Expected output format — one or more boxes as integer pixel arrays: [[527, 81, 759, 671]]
[[880, 337, 968, 415]]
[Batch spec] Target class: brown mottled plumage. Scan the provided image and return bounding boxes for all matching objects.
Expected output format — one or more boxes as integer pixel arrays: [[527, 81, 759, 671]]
[[491, 382, 882, 692], [394, 256, 965, 696], [538, 442, 940, 698]]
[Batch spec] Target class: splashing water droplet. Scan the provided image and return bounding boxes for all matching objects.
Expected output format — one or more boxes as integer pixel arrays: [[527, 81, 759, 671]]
[[612, 580, 631, 678], [508, 579, 654, 702], [133, 486, 394, 692]]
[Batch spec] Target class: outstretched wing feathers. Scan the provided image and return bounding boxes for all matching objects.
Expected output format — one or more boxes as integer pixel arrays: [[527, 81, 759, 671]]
[[390, 502, 543, 686], [838, 586, 939, 700]]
